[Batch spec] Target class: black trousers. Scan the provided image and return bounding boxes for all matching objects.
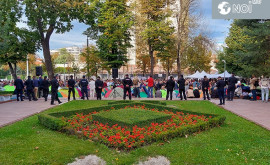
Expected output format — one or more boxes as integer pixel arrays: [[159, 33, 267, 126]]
[[43, 88, 49, 101], [38, 87, 43, 98], [68, 87, 76, 101], [218, 88, 225, 104], [202, 88, 210, 100], [179, 89, 187, 100], [16, 89, 23, 101], [124, 87, 131, 100], [166, 90, 173, 100], [51, 89, 60, 104], [27, 89, 35, 101], [133, 87, 140, 98], [227, 86, 235, 101], [81, 87, 88, 100], [96, 88, 102, 100]]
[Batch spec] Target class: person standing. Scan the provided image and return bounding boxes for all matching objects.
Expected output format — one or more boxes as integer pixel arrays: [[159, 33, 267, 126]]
[[133, 76, 140, 98], [227, 73, 237, 101], [147, 75, 154, 98], [38, 75, 43, 98], [33, 76, 39, 100], [122, 74, 133, 100], [250, 75, 258, 101], [51, 75, 62, 105], [166, 76, 175, 100], [89, 78, 96, 98], [14, 76, 24, 101], [202, 76, 210, 100], [25, 76, 36, 101], [41, 76, 50, 101], [216, 76, 226, 105], [260, 76, 269, 103], [67, 75, 76, 101], [177, 75, 187, 100], [79, 75, 89, 100], [95, 76, 103, 100]]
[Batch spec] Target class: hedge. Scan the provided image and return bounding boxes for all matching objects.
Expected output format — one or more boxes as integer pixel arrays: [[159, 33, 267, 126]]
[[0, 91, 14, 95], [107, 100, 166, 106]]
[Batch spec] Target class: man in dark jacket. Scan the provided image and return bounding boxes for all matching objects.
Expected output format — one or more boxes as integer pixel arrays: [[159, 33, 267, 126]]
[[122, 74, 133, 100], [202, 76, 210, 100], [68, 75, 76, 101], [14, 76, 24, 101], [166, 76, 175, 100], [51, 75, 62, 105], [177, 75, 187, 100], [95, 76, 103, 100], [33, 76, 39, 100], [216, 76, 226, 105], [38, 76, 43, 98], [24, 76, 36, 101], [79, 75, 88, 100], [41, 76, 50, 101], [227, 73, 237, 101]]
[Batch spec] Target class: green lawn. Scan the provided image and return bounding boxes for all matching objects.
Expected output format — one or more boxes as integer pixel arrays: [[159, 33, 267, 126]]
[[0, 100, 270, 165], [92, 108, 172, 127]]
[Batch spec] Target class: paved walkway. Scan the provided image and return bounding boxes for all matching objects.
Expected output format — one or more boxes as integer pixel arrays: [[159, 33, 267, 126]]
[[0, 98, 269, 130]]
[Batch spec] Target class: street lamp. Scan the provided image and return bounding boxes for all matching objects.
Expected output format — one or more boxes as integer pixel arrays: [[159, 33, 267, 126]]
[[222, 60, 226, 80]]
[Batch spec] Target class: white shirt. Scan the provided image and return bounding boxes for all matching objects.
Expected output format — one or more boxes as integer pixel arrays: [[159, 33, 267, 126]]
[[89, 81, 95, 90]]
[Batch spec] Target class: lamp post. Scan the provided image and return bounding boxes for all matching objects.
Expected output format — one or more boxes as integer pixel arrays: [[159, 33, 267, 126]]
[[86, 35, 90, 79], [26, 54, 29, 77], [222, 60, 226, 80]]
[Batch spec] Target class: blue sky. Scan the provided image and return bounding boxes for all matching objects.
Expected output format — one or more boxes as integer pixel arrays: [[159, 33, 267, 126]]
[[33, 0, 232, 56]]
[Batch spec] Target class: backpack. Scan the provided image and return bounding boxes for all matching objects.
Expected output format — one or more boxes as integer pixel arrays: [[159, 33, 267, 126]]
[[193, 89, 200, 98]]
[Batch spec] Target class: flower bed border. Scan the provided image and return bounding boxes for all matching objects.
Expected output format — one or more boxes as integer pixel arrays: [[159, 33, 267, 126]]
[[107, 100, 167, 106]]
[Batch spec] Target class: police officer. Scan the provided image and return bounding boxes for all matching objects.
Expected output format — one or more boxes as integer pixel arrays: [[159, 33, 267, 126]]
[[68, 75, 76, 101], [14, 76, 24, 101], [41, 76, 50, 101], [95, 76, 103, 100], [227, 73, 238, 101], [24, 76, 36, 101], [79, 75, 89, 100], [202, 76, 210, 100], [122, 74, 133, 100], [216, 76, 226, 105], [177, 75, 187, 100], [51, 75, 62, 105], [166, 76, 175, 100]]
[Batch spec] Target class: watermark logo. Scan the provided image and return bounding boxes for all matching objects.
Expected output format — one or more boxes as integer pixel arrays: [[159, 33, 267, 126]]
[[213, 0, 270, 19], [218, 2, 231, 15]]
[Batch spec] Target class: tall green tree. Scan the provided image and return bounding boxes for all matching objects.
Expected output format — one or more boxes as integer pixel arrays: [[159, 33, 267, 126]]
[[0, 0, 38, 80], [55, 48, 75, 67], [23, 0, 96, 79], [85, 0, 133, 69]]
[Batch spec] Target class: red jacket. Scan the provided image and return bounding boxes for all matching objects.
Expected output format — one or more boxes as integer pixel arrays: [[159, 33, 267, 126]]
[[147, 77, 154, 87]]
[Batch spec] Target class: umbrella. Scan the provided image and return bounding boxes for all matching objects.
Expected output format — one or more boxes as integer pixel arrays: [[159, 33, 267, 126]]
[[105, 89, 113, 98], [140, 92, 148, 98], [108, 87, 124, 98]]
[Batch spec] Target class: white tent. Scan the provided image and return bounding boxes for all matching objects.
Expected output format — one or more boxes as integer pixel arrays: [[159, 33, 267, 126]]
[[186, 71, 202, 79], [216, 71, 232, 78]]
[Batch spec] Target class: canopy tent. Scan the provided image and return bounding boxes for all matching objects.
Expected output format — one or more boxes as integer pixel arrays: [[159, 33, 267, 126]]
[[216, 71, 232, 78], [187, 70, 233, 79], [186, 71, 202, 79]]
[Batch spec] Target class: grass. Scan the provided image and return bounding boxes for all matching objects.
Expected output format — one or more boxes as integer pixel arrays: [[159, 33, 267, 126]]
[[0, 100, 270, 165], [92, 108, 172, 127]]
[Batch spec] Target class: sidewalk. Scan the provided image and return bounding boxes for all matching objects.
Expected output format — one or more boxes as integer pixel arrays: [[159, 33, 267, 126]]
[[0, 98, 269, 130]]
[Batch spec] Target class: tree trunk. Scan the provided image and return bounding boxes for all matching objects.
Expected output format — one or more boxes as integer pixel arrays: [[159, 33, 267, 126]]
[[42, 40, 54, 80], [177, 43, 181, 77], [149, 44, 154, 76], [8, 62, 17, 80]]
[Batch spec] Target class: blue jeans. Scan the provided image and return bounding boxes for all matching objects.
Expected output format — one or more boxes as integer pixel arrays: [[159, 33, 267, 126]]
[[261, 88, 269, 102], [252, 89, 257, 100], [218, 89, 225, 104], [148, 87, 153, 98]]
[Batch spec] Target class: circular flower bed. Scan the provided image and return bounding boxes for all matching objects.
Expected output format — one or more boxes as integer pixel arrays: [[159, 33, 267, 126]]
[[62, 105, 212, 150]]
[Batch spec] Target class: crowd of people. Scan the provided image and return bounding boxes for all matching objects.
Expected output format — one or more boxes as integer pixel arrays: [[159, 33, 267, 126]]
[[1, 73, 269, 105]]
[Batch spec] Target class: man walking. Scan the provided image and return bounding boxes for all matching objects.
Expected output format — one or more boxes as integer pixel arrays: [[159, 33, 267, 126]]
[[147, 75, 154, 98], [25, 76, 36, 101], [95, 76, 103, 100], [79, 75, 89, 100], [33, 76, 39, 100], [122, 74, 133, 100], [227, 73, 237, 101], [51, 75, 62, 105], [166, 76, 175, 100], [216, 76, 226, 105], [260, 76, 269, 103], [202, 76, 210, 100], [68, 75, 76, 101], [14, 76, 24, 101], [177, 75, 187, 100], [41, 76, 50, 101]]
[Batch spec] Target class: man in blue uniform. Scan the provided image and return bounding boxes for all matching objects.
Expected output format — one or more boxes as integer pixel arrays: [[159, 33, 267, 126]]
[[25, 76, 36, 101], [122, 74, 133, 100], [14, 76, 24, 101], [51, 75, 62, 105], [79, 75, 89, 100], [41, 76, 50, 101], [95, 76, 103, 100], [216, 76, 226, 105], [68, 75, 76, 101]]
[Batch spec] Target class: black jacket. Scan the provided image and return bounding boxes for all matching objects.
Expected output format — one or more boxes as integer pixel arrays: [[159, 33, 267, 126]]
[[68, 79, 76, 88], [14, 79, 24, 90], [25, 79, 34, 90], [51, 78, 59, 90], [228, 76, 237, 87], [41, 79, 50, 89], [202, 79, 210, 89], [79, 79, 88, 88], [95, 79, 103, 90], [123, 78, 133, 88], [216, 80, 226, 89], [177, 78, 185, 90], [166, 79, 175, 91]]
